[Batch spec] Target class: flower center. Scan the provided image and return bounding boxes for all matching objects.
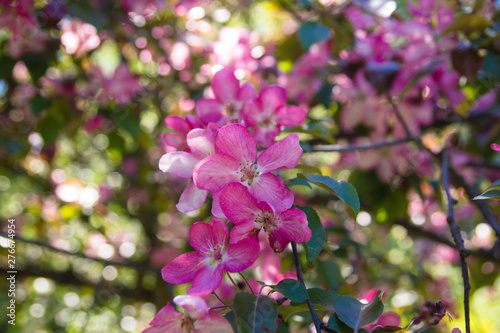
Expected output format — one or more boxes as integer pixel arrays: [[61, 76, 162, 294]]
[[255, 211, 279, 232], [222, 102, 237, 117], [181, 315, 196, 332], [207, 246, 224, 265], [238, 161, 260, 185]]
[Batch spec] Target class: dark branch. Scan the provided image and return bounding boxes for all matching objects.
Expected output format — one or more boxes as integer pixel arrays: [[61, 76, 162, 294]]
[[309, 136, 414, 152], [442, 148, 471, 333]]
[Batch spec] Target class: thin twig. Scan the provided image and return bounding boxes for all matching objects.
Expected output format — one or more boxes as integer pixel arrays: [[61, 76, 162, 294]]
[[209, 305, 232, 310], [0, 232, 156, 272], [442, 149, 471, 333], [238, 272, 255, 294], [212, 291, 227, 306], [310, 136, 414, 152], [291, 242, 322, 333], [226, 272, 241, 292]]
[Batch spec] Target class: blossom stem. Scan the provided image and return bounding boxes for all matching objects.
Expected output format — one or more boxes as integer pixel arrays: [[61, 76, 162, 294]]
[[291, 242, 322, 333], [238, 272, 255, 294], [226, 272, 241, 292], [212, 291, 227, 306]]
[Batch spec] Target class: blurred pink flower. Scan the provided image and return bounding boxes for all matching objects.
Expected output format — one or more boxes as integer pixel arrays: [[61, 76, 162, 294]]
[[143, 295, 233, 333], [60, 19, 100, 57], [162, 115, 203, 152], [212, 27, 259, 73]]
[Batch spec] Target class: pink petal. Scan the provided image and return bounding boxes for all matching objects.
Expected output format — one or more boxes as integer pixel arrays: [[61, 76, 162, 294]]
[[253, 125, 280, 148], [196, 311, 234, 333], [163, 133, 185, 149], [276, 105, 306, 126], [212, 68, 239, 104], [224, 238, 260, 272], [215, 123, 257, 162], [211, 192, 226, 219], [190, 220, 228, 254], [277, 207, 311, 243], [257, 133, 303, 173], [149, 303, 182, 326], [237, 82, 257, 103], [196, 98, 224, 125], [249, 174, 294, 212], [229, 223, 259, 244], [177, 182, 208, 213], [193, 154, 240, 192], [219, 183, 261, 225], [165, 115, 189, 134], [159, 152, 199, 178], [492, 143, 500, 151], [173, 295, 208, 316], [161, 251, 203, 284], [268, 229, 290, 253], [241, 98, 262, 127], [260, 85, 287, 112], [188, 264, 224, 295], [187, 128, 215, 159]]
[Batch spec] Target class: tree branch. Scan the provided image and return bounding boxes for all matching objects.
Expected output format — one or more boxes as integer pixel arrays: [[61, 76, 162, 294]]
[[310, 136, 414, 152], [442, 148, 471, 333]]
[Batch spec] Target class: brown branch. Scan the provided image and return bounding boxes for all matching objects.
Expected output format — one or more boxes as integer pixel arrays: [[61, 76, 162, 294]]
[[442, 148, 471, 333], [310, 136, 414, 152]]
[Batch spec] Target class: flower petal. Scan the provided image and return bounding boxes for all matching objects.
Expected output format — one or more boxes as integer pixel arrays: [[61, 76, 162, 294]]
[[193, 154, 240, 192], [253, 125, 280, 148], [163, 133, 185, 149], [188, 264, 224, 295], [190, 220, 228, 254], [275, 105, 306, 126], [241, 97, 262, 127], [260, 85, 286, 112], [159, 152, 199, 178], [277, 207, 311, 243], [249, 174, 294, 212], [161, 251, 203, 284], [215, 123, 257, 162], [149, 303, 182, 326], [219, 183, 260, 225], [173, 295, 208, 316], [212, 68, 239, 104], [237, 82, 257, 103], [257, 133, 302, 173], [210, 192, 226, 219], [224, 239, 260, 272], [165, 115, 189, 133], [177, 182, 208, 213], [229, 223, 259, 244], [196, 98, 224, 125], [268, 230, 290, 253], [187, 128, 215, 159], [196, 311, 234, 333]]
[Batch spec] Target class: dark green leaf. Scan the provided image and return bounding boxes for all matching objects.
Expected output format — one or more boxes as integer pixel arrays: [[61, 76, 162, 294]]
[[333, 291, 384, 332], [474, 179, 500, 200], [234, 292, 277, 333], [279, 303, 325, 321], [307, 288, 338, 311], [0, 56, 16, 79], [372, 327, 408, 333], [297, 206, 325, 265], [38, 115, 62, 144], [224, 311, 240, 333], [271, 279, 308, 303], [298, 22, 331, 50], [286, 178, 312, 188], [299, 175, 360, 215], [441, 14, 490, 36]]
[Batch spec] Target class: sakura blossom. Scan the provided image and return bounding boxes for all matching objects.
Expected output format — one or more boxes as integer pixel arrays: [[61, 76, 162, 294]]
[[162, 219, 258, 295], [193, 123, 302, 213], [219, 182, 311, 252]]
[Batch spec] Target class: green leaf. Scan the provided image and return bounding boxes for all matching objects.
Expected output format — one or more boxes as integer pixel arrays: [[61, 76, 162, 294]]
[[474, 179, 500, 200], [233, 292, 277, 333], [307, 288, 338, 311], [38, 115, 62, 144], [294, 164, 323, 175], [298, 174, 360, 215], [372, 327, 408, 333], [441, 14, 490, 36], [271, 279, 308, 303], [333, 291, 384, 333], [279, 303, 325, 321], [286, 178, 312, 188], [317, 260, 342, 290], [298, 22, 331, 50], [224, 311, 240, 333], [297, 206, 325, 265]]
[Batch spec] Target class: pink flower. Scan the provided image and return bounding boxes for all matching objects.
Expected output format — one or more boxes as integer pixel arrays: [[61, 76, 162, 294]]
[[219, 183, 311, 253], [492, 143, 500, 151], [196, 68, 256, 125], [162, 115, 203, 152], [162, 219, 259, 295], [193, 123, 302, 213], [60, 19, 100, 57], [363, 312, 401, 331], [143, 295, 233, 333], [159, 128, 215, 212], [242, 85, 306, 148]]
